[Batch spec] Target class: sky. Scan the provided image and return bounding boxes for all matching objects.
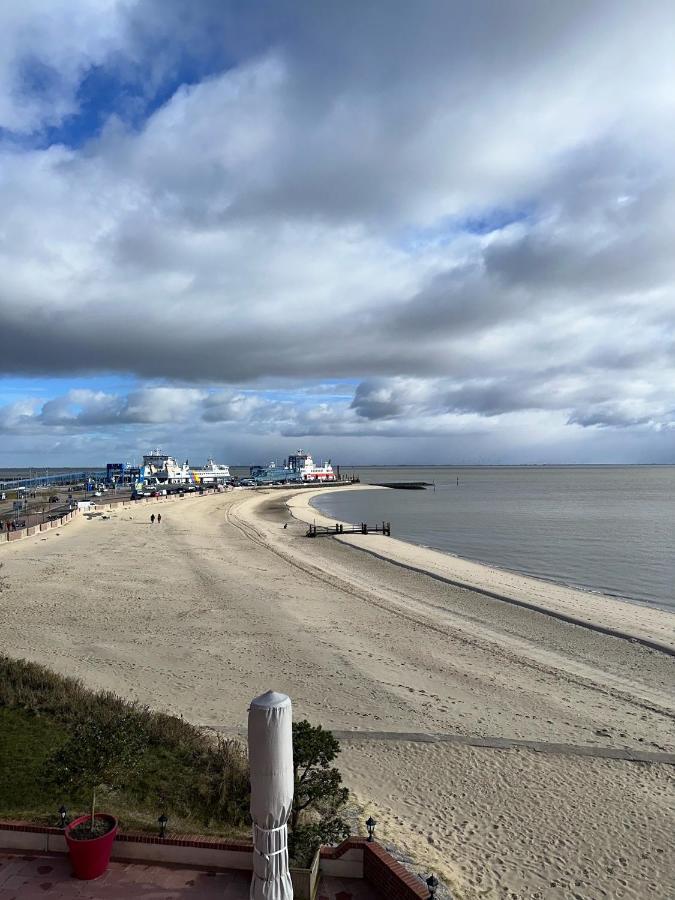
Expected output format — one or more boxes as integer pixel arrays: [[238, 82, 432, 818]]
[[0, 0, 674, 466]]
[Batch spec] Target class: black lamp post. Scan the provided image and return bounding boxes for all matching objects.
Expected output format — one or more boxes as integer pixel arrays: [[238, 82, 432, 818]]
[[426, 874, 439, 898], [58, 806, 68, 828], [158, 813, 168, 838], [365, 816, 376, 842]]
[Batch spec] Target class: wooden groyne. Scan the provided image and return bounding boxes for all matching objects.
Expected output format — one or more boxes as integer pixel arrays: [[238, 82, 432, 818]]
[[372, 482, 431, 490], [306, 521, 391, 537]]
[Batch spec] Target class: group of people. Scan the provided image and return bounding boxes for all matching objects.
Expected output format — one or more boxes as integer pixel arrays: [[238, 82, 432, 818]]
[[2, 520, 19, 531], [150, 513, 162, 525]]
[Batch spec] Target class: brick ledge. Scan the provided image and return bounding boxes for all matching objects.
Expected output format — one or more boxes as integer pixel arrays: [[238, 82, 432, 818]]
[[0, 821, 430, 897], [0, 820, 250, 852]]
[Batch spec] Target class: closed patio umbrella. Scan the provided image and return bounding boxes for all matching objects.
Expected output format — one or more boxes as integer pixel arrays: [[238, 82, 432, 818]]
[[249, 691, 294, 900]]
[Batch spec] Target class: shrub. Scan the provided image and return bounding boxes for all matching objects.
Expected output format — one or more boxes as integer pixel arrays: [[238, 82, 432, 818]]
[[0, 655, 250, 835], [288, 721, 350, 867]]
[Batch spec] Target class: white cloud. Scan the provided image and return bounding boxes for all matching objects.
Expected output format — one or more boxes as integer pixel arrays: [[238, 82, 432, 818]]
[[0, 2, 674, 462]]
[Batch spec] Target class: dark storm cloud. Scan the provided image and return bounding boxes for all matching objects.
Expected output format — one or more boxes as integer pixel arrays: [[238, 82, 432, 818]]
[[351, 381, 406, 421], [567, 409, 648, 429]]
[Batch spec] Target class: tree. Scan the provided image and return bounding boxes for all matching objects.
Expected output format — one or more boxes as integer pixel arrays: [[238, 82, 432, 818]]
[[288, 721, 350, 866], [48, 707, 149, 836]]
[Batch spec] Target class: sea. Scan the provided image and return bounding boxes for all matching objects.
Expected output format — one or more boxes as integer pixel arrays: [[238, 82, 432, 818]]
[[311, 466, 675, 612]]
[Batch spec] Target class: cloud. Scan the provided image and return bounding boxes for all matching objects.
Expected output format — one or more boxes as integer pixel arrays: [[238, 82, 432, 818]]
[[2, 379, 674, 466], [0, 1, 131, 135], [1, 387, 205, 430], [0, 2, 674, 462]]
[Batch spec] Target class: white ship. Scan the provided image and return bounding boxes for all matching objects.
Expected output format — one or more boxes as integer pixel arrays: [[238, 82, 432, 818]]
[[138, 450, 191, 488], [251, 450, 337, 484], [289, 451, 336, 482], [191, 458, 231, 485], [136, 450, 230, 490]]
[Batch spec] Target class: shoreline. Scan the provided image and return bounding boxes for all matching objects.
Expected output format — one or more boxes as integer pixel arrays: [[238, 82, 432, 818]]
[[287, 485, 675, 654], [1, 487, 673, 897], [313, 493, 665, 615]]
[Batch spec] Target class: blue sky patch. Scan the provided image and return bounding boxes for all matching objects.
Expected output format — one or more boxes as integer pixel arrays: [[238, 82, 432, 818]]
[[397, 205, 533, 254]]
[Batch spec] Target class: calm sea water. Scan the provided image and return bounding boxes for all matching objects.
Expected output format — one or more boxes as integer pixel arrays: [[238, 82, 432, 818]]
[[311, 467, 675, 612]]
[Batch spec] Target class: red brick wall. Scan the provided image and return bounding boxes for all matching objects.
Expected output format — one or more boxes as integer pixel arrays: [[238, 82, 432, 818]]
[[320, 836, 367, 859], [0, 821, 430, 897], [363, 842, 428, 899], [0, 821, 250, 852]]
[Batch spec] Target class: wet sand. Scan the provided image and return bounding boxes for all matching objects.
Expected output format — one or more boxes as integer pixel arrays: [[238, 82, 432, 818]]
[[1, 488, 673, 899]]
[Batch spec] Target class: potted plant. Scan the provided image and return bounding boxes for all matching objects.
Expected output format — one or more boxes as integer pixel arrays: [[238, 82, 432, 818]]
[[288, 721, 350, 900], [48, 709, 148, 880]]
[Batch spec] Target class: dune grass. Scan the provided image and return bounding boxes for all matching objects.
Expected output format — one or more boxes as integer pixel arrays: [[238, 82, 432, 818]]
[[0, 655, 250, 836]]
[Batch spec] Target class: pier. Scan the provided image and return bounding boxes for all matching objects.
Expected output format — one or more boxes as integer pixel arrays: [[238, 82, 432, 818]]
[[306, 521, 391, 537], [0, 470, 106, 491]]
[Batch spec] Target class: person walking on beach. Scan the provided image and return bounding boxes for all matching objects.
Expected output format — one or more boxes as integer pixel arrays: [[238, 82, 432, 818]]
[[150, 513, 155, 525], [157, 513, 161, 525]]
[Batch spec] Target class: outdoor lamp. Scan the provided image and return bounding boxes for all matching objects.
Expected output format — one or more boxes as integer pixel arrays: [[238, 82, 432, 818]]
[[158, 813, 168, 838], [426, 874, 439, 898], [58, 806, 68, 828], [366, 816, 376, 842]]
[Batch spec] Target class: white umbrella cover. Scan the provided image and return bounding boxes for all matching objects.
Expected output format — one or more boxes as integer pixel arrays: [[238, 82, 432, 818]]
[[249, 691, 294, 900]]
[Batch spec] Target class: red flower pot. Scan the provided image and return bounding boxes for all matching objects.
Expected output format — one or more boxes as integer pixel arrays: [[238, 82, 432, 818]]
[[64, 813, 118, 879]]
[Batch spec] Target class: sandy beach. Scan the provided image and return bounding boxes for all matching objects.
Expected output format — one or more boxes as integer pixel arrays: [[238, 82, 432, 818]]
[[1, 487, 673, 899], [291, 486, 675, 654]]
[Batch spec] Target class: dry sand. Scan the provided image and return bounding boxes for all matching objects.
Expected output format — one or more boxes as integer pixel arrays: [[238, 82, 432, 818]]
[[1, 487, 673, 899]]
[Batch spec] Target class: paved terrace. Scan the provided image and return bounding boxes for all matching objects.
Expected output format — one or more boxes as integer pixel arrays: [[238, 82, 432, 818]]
[[0, 852, 377, 900]]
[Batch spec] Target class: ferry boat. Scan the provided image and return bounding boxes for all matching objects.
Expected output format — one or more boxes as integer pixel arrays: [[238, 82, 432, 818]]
[[290, 451, 337, 482], [135, 450, 230, 491], [191, 458, 231, 485], [138, 450, 191, 488], [251, 451, 337, 485]]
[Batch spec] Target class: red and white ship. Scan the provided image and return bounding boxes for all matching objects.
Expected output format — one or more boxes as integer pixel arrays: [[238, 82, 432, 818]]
[[250, 450, 337, 484], [288, 451, 337, 482]]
